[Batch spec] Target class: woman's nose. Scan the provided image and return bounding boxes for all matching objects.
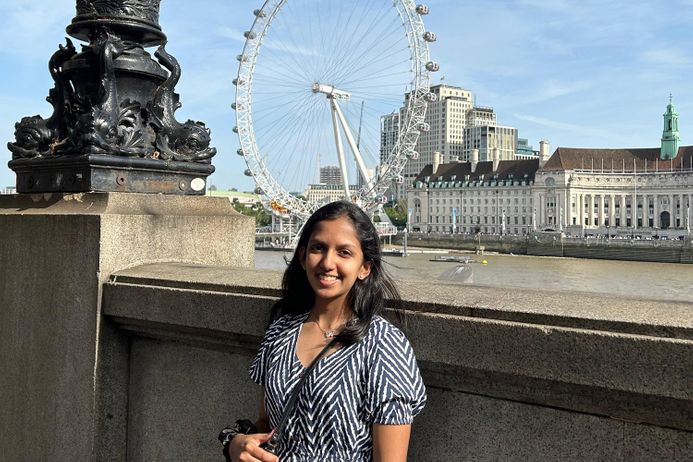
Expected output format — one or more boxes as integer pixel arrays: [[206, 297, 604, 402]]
[[319, 249, 336, 269]]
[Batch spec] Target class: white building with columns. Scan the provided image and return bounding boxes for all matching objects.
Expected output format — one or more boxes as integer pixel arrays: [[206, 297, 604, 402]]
[[535, 100, 692, 238], [536, 146, 693, 238]]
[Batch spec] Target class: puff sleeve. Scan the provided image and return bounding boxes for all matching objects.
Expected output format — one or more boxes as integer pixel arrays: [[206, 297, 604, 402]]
[[365, 323, 426, 425]]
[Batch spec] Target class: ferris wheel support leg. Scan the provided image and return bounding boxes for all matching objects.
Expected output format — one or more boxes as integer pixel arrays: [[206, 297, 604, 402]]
[[330, 98, 351, 199], [332, 99, 373, 190]]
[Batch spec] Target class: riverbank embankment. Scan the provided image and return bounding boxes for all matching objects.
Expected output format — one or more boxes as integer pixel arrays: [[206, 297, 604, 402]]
[[392, 232, 693, 264]]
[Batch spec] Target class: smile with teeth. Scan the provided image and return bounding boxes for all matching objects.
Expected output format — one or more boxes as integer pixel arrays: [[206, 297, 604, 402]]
[[318, 273, 339, 281]]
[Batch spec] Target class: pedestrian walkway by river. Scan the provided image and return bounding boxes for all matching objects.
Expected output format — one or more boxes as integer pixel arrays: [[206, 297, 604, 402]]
[[255, 250, 693, 303]]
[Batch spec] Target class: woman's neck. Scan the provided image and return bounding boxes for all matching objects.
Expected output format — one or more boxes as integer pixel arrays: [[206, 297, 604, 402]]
[[310, 302, 354, 329]]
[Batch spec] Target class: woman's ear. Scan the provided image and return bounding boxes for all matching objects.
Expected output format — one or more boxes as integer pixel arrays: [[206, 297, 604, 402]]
[[358, 261, 372, 280]]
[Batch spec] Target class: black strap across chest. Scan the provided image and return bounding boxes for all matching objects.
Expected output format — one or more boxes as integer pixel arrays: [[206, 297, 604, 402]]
[[263, 337, 338, 452]]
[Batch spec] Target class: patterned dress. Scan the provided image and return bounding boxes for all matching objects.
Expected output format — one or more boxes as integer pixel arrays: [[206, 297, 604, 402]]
[[250, 313, 426, 461]]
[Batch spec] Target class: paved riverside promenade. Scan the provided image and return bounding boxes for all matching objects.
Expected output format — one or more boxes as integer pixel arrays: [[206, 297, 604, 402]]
[[1, 193, 692, 461]]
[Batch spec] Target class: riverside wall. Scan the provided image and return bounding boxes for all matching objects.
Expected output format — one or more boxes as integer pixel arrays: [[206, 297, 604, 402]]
[[104, 264, 692, 461], [394, 232, 693, 263], [2, 193, 692, 461]]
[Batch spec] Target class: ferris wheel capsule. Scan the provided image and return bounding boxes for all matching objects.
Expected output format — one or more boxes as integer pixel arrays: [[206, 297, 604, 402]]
[[417, 122, 430, 132], [416, 4, 429, 14], [395, 175, 404, 184], [253, 9, 265, 17], [232, 78, 244, 86], [254, 187, 264, 195], [425, 92, 437, 102], [423, 31, 436, 42], [244, 169, 253, 177], [407, 150, 420, 160], [236, 54, 248, 62], [426, 61, 440, 71], [232, 126, 239, 133], [236, 148, 244, 156], [231, 102, 237, 110], [378, 196, 388, 204], [244, 31, 256, 39]]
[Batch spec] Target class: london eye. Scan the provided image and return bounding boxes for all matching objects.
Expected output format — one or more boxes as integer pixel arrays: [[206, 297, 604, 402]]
[[233, 0, 437, 226]]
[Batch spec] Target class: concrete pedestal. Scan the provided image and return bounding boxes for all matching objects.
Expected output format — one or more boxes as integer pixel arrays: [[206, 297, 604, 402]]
[[0, 193, 254, 461]]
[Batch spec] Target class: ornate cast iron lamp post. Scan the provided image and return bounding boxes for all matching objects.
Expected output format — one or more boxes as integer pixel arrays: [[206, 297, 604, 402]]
[[7, 0, 216, 194]]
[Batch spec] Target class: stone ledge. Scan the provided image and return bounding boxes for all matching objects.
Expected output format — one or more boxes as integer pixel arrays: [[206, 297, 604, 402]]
[[103, 262, 693, 431], [109, 262, 693, 339]]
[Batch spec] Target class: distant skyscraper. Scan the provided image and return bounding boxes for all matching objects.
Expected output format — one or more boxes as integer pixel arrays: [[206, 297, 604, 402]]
[[466, 106, 496, 128], [403, 84, 474, 180], [463, 125, 518, 162], [380, 112, 400, 164], [320, 165, 342, 185]]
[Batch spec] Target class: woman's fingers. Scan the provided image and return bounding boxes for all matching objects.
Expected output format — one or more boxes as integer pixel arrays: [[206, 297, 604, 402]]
[[233, 433, 279, 462]]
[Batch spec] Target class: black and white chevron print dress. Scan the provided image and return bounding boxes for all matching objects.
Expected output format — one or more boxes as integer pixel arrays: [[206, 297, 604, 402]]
[[250, 312, 426, 461]]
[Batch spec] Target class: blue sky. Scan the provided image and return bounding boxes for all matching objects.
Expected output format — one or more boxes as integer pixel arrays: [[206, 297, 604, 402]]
[[1, 0, 692, 191]]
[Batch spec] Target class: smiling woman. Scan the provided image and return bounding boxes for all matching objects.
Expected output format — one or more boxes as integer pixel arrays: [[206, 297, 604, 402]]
[[222, 201, 426, 462]]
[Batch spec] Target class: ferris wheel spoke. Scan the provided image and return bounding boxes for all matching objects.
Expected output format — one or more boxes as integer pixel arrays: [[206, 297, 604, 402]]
[[326, 0, 392, 77], [328, 13, 401, 84], [317, 0, 368, 76]]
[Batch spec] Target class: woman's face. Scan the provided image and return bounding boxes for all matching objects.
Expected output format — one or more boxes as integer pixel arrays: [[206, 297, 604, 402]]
[[300, 216, 371, 311]]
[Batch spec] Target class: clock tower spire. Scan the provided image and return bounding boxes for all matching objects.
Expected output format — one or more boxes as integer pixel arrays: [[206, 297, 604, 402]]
[[661, 94, 680, 160]]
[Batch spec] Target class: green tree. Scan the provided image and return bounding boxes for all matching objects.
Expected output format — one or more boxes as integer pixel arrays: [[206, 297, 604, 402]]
[[232, 201, 271, 227], [384, 198, 408, 228]]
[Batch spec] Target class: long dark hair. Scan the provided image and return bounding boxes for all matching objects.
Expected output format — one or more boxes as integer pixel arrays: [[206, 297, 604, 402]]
[[270, 201, 401, 345]]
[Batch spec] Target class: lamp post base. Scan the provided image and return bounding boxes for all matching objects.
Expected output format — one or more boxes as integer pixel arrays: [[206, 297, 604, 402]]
[[10, 155, 213, 195]]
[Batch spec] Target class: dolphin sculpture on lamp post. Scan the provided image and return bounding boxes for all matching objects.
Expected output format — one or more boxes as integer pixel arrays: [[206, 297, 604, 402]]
[[7, 0, 216, 195]]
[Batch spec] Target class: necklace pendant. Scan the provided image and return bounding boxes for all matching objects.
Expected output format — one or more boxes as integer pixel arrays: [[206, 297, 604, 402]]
[[324, 330, 337, 338]]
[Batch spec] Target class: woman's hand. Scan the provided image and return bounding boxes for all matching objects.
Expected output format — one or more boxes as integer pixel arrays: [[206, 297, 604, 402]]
[[228, 432, 279, 462]]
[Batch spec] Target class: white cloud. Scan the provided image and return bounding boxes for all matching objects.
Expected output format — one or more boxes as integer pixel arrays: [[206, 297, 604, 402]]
[[216, 27, 248, 43], [513, 113, 629, 143], [522, 80, 594, 104], [640, 49, 693, 68]]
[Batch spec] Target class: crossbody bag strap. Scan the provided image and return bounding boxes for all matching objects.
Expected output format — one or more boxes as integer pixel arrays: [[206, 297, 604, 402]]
[[263, 338, 338, 452]]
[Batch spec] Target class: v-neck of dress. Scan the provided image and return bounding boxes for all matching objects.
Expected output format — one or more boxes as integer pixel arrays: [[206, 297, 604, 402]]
[[293, 317, 344, 370]]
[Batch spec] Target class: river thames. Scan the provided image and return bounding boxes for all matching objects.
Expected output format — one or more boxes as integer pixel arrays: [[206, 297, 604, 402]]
[[255, 249, 693, 303]]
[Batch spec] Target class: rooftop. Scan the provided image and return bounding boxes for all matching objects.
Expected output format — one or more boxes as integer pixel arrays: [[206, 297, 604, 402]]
[[544, 146, 693, 171]]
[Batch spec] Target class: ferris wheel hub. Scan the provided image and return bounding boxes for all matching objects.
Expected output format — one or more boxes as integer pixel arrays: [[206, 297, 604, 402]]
[[311, 82, 351, 100]]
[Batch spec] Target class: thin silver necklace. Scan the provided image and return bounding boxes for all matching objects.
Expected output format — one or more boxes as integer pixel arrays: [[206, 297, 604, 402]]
[[311, 315, 351, 338], [313, 319, 341, 338]]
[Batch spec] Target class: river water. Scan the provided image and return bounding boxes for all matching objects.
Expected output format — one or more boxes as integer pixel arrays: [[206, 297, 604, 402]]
[[255, 250, 693, 303]]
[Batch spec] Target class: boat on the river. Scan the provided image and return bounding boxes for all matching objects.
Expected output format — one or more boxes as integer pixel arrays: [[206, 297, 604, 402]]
[[430, 255, 475, 264]]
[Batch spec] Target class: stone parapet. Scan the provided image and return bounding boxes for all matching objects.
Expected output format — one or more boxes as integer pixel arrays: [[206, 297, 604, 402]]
[[103, 263, 693, 461], [0, 193, 253, 461]]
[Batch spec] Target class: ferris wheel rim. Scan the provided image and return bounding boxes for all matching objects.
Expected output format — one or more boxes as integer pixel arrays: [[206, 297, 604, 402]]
[[234, 0, 433, 219]]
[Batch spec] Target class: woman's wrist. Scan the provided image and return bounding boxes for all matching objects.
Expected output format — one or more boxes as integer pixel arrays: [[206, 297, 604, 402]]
[[220, 419, 258, 461]]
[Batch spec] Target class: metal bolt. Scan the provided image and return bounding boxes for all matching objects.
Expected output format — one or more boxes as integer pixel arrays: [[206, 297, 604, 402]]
[[116, 175, 126, 185]]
